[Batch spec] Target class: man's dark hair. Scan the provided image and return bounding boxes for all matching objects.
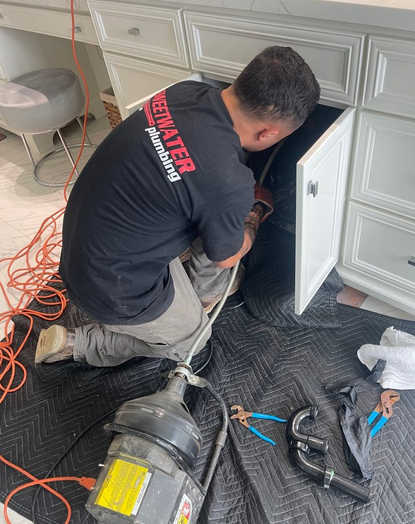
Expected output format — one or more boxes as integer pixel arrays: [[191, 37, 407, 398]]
[[232, 46, 320, 128]]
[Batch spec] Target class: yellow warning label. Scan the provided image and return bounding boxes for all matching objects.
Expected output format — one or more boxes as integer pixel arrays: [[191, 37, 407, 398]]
[[95, 459, 151, 516]]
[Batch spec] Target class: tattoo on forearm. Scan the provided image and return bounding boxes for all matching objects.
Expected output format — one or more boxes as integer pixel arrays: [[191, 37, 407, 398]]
[[240, 203, 265, 256]]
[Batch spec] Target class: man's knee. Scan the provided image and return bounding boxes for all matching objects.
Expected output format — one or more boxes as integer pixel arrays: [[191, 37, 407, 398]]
[[166, 324, 212, 362]]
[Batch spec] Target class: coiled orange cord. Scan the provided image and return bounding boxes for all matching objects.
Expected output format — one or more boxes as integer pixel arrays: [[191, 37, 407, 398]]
[[0, 1, 94, 521], [0, 0, 89, 404]]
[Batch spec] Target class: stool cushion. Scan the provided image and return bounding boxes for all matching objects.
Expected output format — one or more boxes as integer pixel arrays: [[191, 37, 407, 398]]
[[0, 68, 85, 134]]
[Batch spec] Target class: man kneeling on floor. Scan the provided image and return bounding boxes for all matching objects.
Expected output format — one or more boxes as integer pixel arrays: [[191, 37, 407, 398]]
[[35, 46, 320, 367]]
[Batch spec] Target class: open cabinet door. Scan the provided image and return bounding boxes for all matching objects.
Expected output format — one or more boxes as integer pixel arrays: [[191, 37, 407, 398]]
[[295, 107, 355, 314]]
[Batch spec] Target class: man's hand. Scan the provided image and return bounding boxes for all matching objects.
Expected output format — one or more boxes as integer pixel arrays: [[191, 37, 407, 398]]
[[254, 183, 274, 223]]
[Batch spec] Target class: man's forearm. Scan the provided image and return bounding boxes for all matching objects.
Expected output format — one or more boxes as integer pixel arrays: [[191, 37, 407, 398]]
[[239, 202, 266, 257], [214, 203, 266, 268]]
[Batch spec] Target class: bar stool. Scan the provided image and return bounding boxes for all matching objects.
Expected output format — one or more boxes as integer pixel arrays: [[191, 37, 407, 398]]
[[0, 67, 96, 187]]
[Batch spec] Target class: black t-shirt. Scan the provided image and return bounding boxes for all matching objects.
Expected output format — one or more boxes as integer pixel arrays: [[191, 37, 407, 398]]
[[60, 81, 254, 324]]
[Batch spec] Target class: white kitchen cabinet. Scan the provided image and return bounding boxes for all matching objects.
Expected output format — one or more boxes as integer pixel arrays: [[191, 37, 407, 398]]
[[0, 3, 98, 44], [341, 203, 415, 313], [337, 33, 415, 315], [184, 11, 364, 106], [364, 35, 415, 119], [88, 1, 189, 68], [125, 73, 204, 116], [103, 52, 195, 120], [350, 111, 415, 219]]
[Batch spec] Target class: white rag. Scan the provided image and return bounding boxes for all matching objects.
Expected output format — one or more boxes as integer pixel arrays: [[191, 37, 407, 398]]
[[357, 326, 415, 390]]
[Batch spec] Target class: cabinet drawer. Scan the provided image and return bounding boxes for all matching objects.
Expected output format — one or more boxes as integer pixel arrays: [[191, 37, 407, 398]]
[[351, 111, 415, 219], [104, 52, 195, 120], [0, 4, 98, 44], [364, 36, 415, 118], [88, 1, 188, 68], [184, 12, 363, 106], [342, 203, 415, 296]]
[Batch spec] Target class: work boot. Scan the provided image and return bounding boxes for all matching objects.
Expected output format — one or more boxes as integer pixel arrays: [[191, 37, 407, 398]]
[[35, 325, 76, 364], [200, 264, 246, 314]]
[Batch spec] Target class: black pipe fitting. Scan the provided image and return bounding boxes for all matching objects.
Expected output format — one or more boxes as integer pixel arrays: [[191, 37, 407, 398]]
[[286, 406, 329, 456], [286, 405, 370, 503]]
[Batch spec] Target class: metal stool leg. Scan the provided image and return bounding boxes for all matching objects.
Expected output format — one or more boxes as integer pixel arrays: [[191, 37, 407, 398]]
[[21, 121, 97, 188], [21, 133, 37, 169], [56, 128, 80, 177]]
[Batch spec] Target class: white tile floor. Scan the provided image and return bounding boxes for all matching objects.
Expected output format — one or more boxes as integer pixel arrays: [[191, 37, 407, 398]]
[[360, 295, 415, 321], [0, 116, 414, 524]]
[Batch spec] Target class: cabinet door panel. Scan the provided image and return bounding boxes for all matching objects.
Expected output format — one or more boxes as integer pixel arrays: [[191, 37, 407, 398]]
[[351, 110, 415, 219], [340, 203, 415, 314], [364, 36, 415, 118], [296, 107, 355, 314], [184, 12, 363, 105]]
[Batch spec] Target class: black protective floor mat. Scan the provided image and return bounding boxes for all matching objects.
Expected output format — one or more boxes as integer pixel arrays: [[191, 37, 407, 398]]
[[1, 296, 415, 524]]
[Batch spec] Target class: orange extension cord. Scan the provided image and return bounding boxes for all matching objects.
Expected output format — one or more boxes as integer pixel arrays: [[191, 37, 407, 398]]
[[0, 1, 96, 521], [0, 453, 96, 524]]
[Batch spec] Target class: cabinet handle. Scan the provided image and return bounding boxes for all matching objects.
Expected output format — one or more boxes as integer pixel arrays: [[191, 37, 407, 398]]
[[128, 27, 141, 36], [408, 257, 415, 267], [74, 26, 82, 34], [307, 180, 319, 197]]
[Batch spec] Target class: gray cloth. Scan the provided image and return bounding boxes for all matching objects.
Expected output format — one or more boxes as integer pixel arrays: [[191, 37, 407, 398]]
[[72, 243, 231, 366]]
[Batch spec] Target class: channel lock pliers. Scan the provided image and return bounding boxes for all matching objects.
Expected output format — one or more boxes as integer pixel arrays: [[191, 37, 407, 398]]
[[230, 404, 287, 446], [368, 390, 400, 437]]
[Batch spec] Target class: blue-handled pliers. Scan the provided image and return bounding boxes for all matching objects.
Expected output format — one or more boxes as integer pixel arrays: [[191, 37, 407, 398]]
[[368, 390, 400, 437], [230, 404, 287, 446]]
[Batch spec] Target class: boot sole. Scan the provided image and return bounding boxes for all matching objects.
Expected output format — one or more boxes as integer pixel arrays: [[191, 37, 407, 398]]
[[35, 325, 68, 364]]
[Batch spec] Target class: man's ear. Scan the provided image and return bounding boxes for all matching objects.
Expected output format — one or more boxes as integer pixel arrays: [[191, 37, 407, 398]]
[[258, 128, 280, 142]]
